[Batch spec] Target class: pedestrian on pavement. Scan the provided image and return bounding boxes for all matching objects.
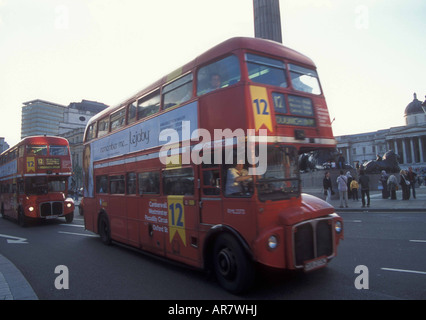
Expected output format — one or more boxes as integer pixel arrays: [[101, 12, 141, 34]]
[[380, 170, 389, 199], [387, 174, 398, 200], [337, 154, 345, 169], [358, 169, 370, 207], [407, 166, 417, 199], [336, 170, 349, 208], [323, 171, 333, 204], [350, 178, 359, 201], [399, 169, 410, 200], [346, 171, 353, 191]]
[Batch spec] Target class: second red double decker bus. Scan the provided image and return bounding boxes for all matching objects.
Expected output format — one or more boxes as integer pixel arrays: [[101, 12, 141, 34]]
[[0, 136, 75, 226], [82, 37, 343, 293]]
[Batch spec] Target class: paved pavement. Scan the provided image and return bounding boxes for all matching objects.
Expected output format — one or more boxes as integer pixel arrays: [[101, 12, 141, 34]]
[[0, 253, 38, 300], [1, 188, 425, 300], [323, 185, 426, 212]]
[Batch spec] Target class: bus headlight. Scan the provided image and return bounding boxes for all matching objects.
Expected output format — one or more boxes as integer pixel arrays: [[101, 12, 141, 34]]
[[28, 206, 34, 212], [268, 235, 278, 250], [66, 203, 72, 208], [335, 221, 342, 234]]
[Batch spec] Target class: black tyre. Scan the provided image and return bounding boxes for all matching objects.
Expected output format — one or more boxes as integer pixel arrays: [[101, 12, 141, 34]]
[[98, 214, 112, 245], [213, 233, 254, 294], [65, 212, 74, 223]]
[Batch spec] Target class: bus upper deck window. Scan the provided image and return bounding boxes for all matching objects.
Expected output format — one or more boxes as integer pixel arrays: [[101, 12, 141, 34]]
[[163, 74, 193, 110], [110, 108, 126, 132], [27, 145, 47, 156], [50, 145, 68, 156], [197, 55, 241, 96], [289, 64, 321, 95], [246, 53, 287, 88], [127, 101, 137, 124], [138, 91, 160, 118], [85, 123, 97, 142], [98, 117, 110, 137]]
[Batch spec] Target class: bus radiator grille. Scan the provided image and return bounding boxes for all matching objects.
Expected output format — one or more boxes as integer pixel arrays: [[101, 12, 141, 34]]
[[40, 202, 64, 217], [293, 219, 333, 267]]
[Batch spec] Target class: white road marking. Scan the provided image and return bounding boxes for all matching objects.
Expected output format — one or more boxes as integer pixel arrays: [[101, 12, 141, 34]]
[[58, 231, 98, 238], [59, 224, 84, 228], [381, 268, 426, 275], [0, 233, 29, 244], [409, 240, 426, 243]]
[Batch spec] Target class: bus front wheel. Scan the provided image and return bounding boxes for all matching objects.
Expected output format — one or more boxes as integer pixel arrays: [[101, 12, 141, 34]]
[[65, 212, 74, 223], [213, 233, 254, 294]]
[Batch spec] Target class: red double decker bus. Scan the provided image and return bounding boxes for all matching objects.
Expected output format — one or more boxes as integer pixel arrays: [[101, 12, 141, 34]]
[[0, 136, 75, 226], [82, 37, 343, 293]]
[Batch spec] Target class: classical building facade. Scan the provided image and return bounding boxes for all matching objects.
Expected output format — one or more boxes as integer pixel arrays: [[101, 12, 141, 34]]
[[337, 93, 426, 168]]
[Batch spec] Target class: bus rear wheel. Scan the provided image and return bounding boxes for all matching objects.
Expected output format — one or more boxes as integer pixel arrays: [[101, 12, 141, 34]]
[[213, 233, 254, 294]]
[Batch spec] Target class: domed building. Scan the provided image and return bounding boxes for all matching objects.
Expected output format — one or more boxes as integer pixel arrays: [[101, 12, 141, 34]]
[[405, 93, 426, 126], [337, 93, 426, 168]]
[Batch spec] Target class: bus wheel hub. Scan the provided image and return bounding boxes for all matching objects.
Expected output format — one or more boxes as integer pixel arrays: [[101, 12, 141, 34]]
[[217, 248, 236, 279]]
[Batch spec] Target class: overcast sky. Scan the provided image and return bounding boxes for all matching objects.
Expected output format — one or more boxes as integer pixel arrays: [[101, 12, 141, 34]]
[[1, 0, 425, 146]]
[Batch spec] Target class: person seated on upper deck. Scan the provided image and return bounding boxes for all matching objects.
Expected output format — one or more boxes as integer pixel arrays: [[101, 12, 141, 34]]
[[225, 160, 253, 196], [206, 73, 222, 93]]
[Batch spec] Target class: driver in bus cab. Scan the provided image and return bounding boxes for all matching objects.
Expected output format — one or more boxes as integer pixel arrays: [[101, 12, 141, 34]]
[[225, 160, 253, 196]]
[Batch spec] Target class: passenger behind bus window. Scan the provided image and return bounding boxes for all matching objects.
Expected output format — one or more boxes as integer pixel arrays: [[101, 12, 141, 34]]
[[225, 161, 253, 196], [207, 73, 222, 92]]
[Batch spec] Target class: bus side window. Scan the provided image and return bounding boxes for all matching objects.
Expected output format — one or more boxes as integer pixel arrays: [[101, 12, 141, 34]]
[[127, 101, 137, 125], [110, 108, 126, 132], [96, 175, 108, 194], [163, 168, 194, 196], [85, 122, 97, 142], [138, 171, 160, 195], [197, 55, 241, 96], [162, 74, 193, 110], [126, 172, 137, 195], [98, 117, 110, 137], [110, 175, 125, 194], [202, 169, 221, 195], [138, 91, 160, 120]]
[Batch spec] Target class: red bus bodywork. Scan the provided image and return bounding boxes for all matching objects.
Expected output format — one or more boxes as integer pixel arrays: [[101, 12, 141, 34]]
[[82, 37, 343, 293], [0, 136, 75, 226]]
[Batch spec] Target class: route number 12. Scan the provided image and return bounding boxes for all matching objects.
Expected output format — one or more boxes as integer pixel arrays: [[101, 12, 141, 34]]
[[253, 99, 269, 115]]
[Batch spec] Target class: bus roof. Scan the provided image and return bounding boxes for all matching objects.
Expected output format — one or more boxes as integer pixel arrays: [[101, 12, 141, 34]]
[[88, 37, 317, 126], [20, 136, 69, 145]]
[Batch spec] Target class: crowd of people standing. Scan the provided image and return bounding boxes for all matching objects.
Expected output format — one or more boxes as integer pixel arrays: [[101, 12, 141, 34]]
[[322, 166, 419, 207]]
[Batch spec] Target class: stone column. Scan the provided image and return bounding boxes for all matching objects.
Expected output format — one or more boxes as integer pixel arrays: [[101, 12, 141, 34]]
[[402, 139, 408, 165], [253, 0, 283, 43], [410, 138, 416, 163]]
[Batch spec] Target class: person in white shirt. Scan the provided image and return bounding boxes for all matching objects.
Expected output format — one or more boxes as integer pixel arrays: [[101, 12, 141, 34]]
[[225, 161, 252, 196]]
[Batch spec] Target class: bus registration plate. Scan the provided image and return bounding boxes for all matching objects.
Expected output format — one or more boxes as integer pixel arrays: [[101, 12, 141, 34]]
[[45, 215, 58, 220], [304, 257, 327, 272]]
